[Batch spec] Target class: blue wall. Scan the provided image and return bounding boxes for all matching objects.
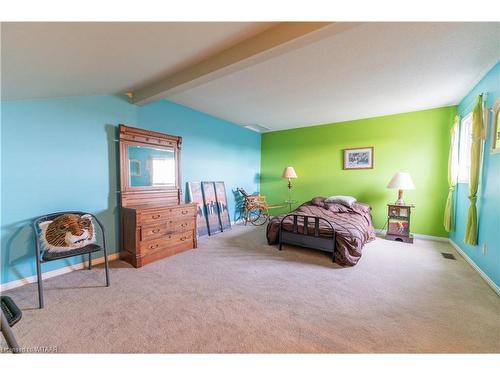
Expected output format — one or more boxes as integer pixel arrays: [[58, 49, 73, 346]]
[[450, 62, 500, 287], [1, 96, 260, 284], [137, 100, 260, 217]]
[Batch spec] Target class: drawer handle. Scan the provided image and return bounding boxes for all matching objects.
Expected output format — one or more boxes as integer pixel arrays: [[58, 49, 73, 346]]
[[180, 236, 187, 241], [152, 229, 160, 233], [150, 244, 159, 249], [181, 223, 187, 227], [152, 214, 161, 219], [181, 210, 188, 215]]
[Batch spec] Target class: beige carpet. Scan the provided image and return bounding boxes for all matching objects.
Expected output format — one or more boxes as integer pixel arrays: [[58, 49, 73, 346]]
[[1, 224, 499, 353]]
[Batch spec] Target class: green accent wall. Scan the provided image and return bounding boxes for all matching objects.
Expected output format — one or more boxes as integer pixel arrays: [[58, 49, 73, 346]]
[[261, 106, 457, 237]]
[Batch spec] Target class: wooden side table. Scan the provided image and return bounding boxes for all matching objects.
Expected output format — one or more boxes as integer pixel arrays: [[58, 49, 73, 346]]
[[386, 204, 414, 243]]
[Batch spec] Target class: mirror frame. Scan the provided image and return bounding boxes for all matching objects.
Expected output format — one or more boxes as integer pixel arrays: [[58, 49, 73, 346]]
[[119, 124, 182, 207]]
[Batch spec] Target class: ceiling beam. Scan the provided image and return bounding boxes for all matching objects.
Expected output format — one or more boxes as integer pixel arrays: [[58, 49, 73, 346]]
[[130, 22, 359, 106]]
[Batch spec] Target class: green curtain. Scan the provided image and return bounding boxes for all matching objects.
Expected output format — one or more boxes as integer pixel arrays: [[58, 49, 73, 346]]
[[464, 94, 484, 245], [444, 115, 459, 232]]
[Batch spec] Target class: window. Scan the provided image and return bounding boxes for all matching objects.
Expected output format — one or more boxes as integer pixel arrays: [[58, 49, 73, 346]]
[[458, 113, 472, 183], [151, 157, 176, 185]]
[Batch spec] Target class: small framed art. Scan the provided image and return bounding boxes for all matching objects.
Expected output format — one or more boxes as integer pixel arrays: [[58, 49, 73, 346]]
[[129, 159, 141, 176], [343, 147, 374, 169]]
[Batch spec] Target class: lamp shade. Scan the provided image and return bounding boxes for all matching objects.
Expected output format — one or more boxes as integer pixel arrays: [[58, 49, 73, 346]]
[[282, 166, 298, 179], [387, 171, 415, 190]]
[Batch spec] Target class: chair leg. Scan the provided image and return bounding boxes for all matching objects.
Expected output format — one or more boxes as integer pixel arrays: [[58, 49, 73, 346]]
[[88, 253, 92, 270], [103, 250, 110, 287], [1, 311, 19, 353], [35, 255, 44, 309]]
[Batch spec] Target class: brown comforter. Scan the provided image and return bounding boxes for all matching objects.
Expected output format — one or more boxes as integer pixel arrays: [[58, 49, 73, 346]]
[[266, 197, 375, 266]]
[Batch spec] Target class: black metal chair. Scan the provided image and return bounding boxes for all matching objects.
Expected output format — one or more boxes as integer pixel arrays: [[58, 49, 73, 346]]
[[33, 211, 110, 309]]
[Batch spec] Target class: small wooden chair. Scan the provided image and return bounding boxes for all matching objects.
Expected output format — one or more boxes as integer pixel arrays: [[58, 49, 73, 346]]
[[237, 188, 283, 226]]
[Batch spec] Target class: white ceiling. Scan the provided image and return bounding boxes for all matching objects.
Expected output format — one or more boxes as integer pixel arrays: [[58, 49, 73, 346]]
[[2, 22, 499, 131], [1, 22, 274, 100], [169, 22, 500, 130]]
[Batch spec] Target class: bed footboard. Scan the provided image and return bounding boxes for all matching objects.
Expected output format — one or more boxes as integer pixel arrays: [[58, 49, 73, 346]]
[[279, 214, 336, 262]]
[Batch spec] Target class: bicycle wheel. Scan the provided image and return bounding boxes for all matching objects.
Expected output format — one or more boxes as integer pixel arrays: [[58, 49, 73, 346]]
[[248, 207, 268, 226]]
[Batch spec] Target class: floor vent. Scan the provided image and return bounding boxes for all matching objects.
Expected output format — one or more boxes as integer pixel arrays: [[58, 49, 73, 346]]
[[441, 252, 456, 260]]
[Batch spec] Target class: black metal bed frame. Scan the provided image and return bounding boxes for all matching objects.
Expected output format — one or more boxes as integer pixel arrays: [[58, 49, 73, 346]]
[[32, 211, 110, 309], [279, 214, 336, 262]]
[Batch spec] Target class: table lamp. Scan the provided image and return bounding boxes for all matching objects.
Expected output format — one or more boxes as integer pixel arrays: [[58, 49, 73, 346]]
[[387, 171, 415, 205], [282, 166, 298, 210]]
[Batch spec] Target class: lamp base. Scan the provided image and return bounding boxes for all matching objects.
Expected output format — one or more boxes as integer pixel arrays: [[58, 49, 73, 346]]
[[394, 198, 406, 206], [395, 189, 405, 206]]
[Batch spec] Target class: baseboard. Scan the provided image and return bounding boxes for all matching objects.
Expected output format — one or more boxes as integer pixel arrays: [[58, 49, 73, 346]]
[[375, 229, 448, 242], [413, 233, 449, 242], [448, 239, 500, 296], [0, 252, 120, 292]]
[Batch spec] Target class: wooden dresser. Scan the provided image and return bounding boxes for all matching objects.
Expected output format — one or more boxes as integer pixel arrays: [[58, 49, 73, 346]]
[[118, 124, 197, 268], [121, 203, 197, 267]]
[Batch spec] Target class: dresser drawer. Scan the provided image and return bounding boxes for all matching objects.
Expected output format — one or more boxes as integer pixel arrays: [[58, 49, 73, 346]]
[[141, 219, 195, 241], [168, 219, 194, 233], [138, 205, 196, 225], [141, 223, 169, 240], [139, 210, 170, 225], [169, 206, 196, 219], [140, 231, 194, 255]]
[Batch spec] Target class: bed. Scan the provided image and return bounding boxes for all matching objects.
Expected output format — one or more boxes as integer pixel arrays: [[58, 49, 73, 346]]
[[266, 196, 376, 266]]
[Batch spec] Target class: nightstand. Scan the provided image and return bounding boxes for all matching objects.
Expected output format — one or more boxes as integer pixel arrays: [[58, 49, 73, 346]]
[[386, 204, 414, 243]]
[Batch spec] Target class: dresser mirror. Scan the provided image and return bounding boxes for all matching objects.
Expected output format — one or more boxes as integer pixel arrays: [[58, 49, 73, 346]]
[[127, 145, 176, 188], [119, 124, 183, 207]]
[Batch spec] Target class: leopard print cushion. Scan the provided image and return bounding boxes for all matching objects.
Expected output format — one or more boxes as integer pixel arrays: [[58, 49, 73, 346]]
[[39, 214, 96, 253]]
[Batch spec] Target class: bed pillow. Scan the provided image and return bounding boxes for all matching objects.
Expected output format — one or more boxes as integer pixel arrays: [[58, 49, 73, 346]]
[[325, 195, 357, 207], [39, 214, 96, 253]]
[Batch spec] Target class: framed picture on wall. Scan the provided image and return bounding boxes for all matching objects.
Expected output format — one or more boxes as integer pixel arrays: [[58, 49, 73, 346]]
[[343, 147, 374, 169], [187, 182, 209, 237], [492, 99, 500, 154]]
